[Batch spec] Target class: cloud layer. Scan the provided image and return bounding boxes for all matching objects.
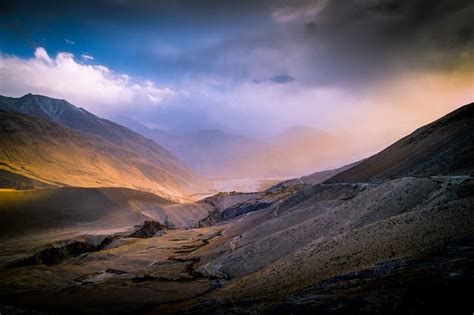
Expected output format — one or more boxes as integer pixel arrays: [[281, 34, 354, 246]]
[[0, 47, 173, 115], [0, 0, 472, 160]]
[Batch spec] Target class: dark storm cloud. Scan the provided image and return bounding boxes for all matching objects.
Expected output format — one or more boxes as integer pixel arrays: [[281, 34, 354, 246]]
[[253, 74, 296, 84], [0, 0, 264, 25], [140, 0, 473, 88], [288, 0, 474, 86], [4, 0, 471, 88], [146, 0, 473, 87], [270, 74, 296, 84]]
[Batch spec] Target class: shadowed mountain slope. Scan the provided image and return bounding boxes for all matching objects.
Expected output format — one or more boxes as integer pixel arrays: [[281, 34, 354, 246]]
[[327, 103, 474, 183]]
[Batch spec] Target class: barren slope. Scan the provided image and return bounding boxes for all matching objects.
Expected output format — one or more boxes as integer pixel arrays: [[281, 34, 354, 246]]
[[0, 94, 207, 200], [327, 103, 474, 183], [0, 110, 200, 201]]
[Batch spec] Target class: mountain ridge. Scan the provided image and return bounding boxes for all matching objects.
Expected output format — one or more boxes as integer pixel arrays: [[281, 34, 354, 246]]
[[0, 94, 209, 201], [327, 102, 474, 183]]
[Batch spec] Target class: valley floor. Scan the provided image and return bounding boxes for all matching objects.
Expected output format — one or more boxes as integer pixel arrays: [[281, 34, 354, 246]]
[[0, 176, 473, 314], [189, 177, 285, 200]]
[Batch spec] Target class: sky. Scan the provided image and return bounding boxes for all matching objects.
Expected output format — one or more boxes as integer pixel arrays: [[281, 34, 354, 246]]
[[0, 0, 473, 150]]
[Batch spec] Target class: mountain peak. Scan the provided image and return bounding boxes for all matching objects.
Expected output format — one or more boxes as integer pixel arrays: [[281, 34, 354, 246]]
[[20, 93, 68, 103]]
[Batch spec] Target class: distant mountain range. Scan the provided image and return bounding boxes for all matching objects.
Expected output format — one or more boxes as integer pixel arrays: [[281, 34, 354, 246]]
[[113, 117, 268, 178], [0, 94, 207, 201], [114, 117, 353, 178]]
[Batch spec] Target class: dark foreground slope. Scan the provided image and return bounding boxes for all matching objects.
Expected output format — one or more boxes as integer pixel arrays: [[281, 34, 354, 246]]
[[327, 103, 474, 183], [0, 94, 206, 200], [0, 103, 473, 314]]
